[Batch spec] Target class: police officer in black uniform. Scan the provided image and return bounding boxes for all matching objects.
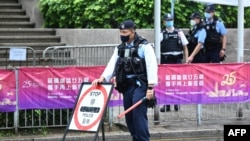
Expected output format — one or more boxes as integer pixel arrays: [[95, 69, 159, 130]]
[[203, 4, 227, 63], [92, 20, 158, 141], [160, 13, 189, 112], [187, 12, 207, 63]]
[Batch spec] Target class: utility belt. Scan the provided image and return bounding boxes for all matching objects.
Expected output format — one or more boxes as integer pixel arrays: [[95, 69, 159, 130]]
[[125, 74, 147, 86], [125, 77, 138, 86], [161, 53, 183, 63], [115, 74, 147, 93]]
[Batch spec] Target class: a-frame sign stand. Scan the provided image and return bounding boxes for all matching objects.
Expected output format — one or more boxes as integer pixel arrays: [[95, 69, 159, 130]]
[[62, 82, 113, 141], [62, 118, 106, 141], [93, 118, 105, 141]]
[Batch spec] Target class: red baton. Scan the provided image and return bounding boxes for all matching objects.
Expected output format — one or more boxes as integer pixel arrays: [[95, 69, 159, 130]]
[[117, 97, 147, 119]]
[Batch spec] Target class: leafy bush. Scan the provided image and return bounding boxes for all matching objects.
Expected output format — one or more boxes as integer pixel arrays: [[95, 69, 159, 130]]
[[40, 0, 250, 28], [40, 0, 87, 28]]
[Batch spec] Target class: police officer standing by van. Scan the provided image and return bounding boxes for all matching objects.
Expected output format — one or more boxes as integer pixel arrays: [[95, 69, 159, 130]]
[[159, 13, 189, 112], [203, 4, 227, 63], [92, 20, 158, 141], [187, 12, 207, 63]]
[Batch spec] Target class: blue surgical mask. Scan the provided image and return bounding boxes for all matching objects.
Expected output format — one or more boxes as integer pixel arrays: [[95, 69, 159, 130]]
[[166, 21, 173, 28], [204, 12, 211, 19]]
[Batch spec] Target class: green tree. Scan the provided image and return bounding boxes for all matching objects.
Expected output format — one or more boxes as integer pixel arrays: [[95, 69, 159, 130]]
[[40, 0, 246, 29]]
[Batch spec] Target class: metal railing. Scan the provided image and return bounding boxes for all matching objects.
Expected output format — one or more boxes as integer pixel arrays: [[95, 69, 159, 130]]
[[0, 46, 36, 69], [0, 46, 37, 133], [40, 44, 249, 126], [42, 44, 118, 66], [1, 44, 250, 134]]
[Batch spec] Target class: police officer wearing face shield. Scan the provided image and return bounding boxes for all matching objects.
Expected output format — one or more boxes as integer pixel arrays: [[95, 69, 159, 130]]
[[203, 4, 227, 63], [159, 13, 189, 112], [92, 20, 158, 141], [187, 12, 207, 63]]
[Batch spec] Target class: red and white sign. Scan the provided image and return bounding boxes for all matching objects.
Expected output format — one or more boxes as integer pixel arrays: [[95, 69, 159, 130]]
[[68, 82, 113, 132]]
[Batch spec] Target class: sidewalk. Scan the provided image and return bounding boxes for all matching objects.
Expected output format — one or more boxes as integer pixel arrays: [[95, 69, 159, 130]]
[[1, 117, 249, 141], [1, 103, 250, 141]]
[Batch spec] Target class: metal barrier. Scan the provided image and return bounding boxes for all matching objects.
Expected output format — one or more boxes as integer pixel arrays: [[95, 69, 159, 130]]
[[40, 45, 250, 126], [1, 45, 118, 132], [0, 46, 37, 132], [0, 46, 36, 69], [1, 45, 250, 133], [41, 44, 155, 66], [42, 45, 118, 66]]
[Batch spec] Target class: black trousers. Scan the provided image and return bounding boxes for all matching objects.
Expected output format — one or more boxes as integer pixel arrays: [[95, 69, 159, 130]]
[[204, 46, 221, 63], [192, 49, 207, 63], [160, 54, 182, 111]]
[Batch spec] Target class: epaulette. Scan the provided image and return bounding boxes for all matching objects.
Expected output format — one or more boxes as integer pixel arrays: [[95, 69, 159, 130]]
[[135, 34, 148, 45]]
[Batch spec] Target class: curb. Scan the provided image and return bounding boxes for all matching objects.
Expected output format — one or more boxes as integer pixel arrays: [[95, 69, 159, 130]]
[[1, 128, 223, 141]]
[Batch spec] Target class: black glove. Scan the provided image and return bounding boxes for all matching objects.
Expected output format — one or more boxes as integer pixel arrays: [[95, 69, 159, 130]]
[[220, 54, 226, 62], [146, 92, 157, 108]]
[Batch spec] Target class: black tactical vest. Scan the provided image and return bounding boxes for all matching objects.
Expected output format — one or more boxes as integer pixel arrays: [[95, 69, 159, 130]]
[[187, 23, 203, 56], [116, 33, 148, 76], [160, 29, 182, 53], [204, 16, 222, 47]]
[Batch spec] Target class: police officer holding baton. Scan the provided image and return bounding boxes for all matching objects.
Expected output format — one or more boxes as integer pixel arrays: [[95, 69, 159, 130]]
[[92, 20, 158, 141]]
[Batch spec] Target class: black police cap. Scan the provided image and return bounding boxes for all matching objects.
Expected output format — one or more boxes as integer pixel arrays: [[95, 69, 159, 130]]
[[119, 20, 136, 30], [205, 4, 216, 13], [163, 13, 173, 21], [190, 12, 202, 19]]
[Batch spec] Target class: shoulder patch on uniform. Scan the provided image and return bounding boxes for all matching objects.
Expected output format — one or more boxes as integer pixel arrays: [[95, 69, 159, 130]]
[[141, 40, 148, 44]]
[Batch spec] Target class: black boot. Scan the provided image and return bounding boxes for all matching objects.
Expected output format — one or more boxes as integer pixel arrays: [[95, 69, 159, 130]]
[[174, 105, 180, 111], [160, 105, 170, 112]]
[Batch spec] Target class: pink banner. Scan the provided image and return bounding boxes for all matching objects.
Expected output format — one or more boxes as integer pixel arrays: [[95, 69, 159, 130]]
[[18, 67, 105, 109], [156, 63, 250, 104], [13, 63, 250, 110], [0, 70, 16, 112]]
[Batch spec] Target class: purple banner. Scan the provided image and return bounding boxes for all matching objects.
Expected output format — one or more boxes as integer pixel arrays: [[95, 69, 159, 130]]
[[155, 63, 250, 105], [0, 70, 16, 112], [18, 67, 104, 110], [1, 63, 250, 112]]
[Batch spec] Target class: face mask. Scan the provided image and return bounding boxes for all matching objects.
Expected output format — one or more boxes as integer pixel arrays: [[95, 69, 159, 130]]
[[166, 21, 173, 28], [190, 20, 196, 26], [204, 12, 211, 19], [120, 35, 130, 42]]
